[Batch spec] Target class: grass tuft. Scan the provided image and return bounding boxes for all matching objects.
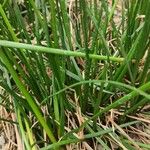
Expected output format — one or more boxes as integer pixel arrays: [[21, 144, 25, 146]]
[[0, 0, 150, 149]]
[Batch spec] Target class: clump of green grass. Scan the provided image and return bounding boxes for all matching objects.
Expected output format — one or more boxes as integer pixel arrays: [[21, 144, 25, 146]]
[[0, 0, 150, 149]]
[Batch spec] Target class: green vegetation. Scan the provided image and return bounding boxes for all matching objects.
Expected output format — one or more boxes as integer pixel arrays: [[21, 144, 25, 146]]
[[0, 0, 150, 149]]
